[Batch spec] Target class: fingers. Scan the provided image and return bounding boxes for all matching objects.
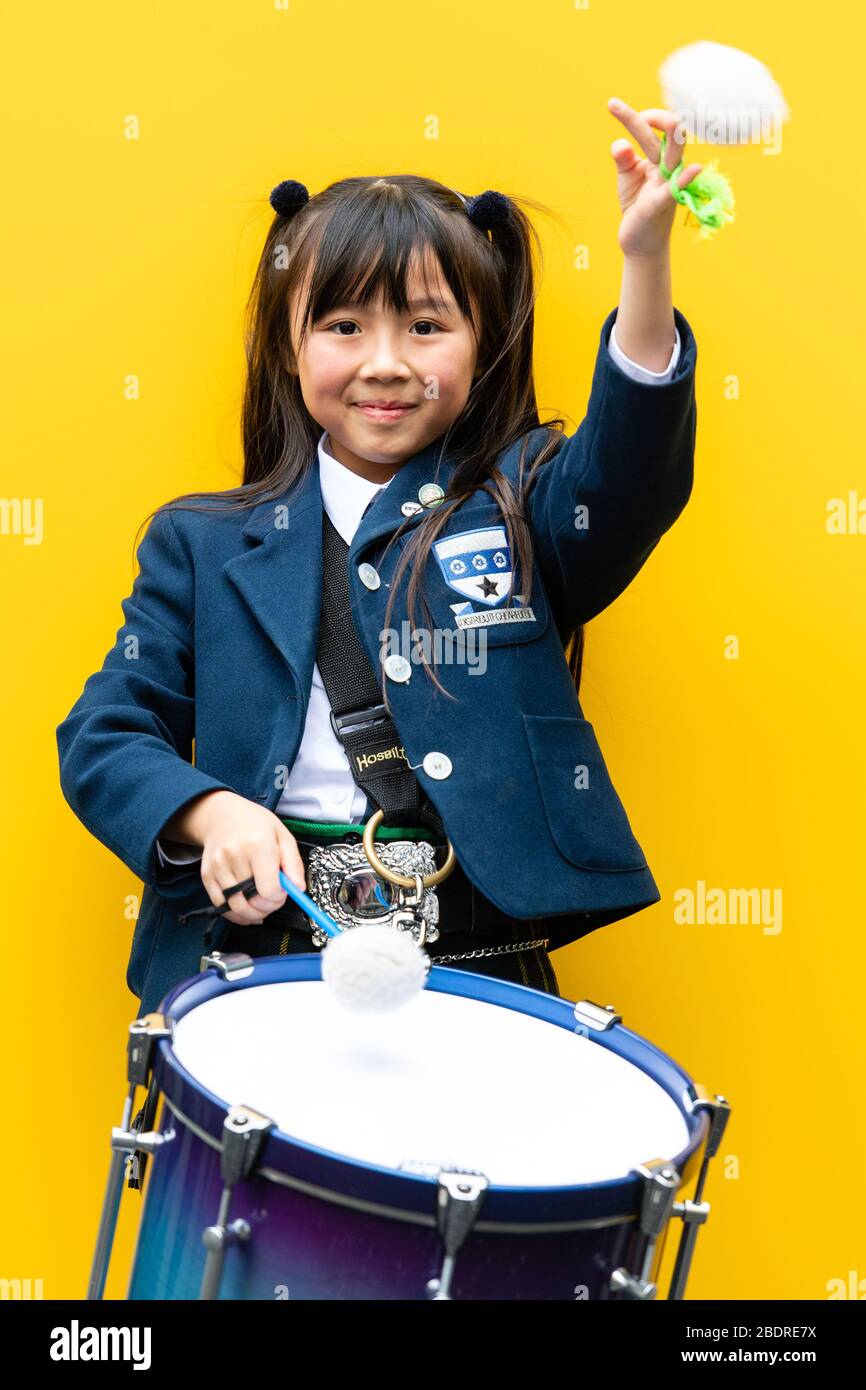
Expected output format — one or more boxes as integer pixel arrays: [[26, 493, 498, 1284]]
[[217, 858, 268, 924], [608, 97, 661, 163], [248, 836, 295, 915], [608, 98, 688, 175], [203, 844, 278, 926], [199, 816, 308, 927], [639, 108, 687, 175], [675, 163, 703, 189], [610, 137, 642, 168], [276, 824, 307, 892]]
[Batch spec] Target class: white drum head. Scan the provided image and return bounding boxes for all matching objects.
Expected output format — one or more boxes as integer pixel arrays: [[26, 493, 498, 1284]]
[[172, 980, 690, 1188]]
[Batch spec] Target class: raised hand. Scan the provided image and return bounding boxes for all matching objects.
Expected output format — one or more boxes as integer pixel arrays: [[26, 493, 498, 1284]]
[[608, 97, 703, 258]]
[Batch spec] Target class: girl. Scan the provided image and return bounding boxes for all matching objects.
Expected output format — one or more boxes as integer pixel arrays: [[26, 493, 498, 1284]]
[[57, 100, 701, 1018]]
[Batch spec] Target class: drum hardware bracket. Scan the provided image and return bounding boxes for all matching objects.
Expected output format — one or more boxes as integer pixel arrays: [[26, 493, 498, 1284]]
[[573, 999, 622, 1034], [113, 1108, 173, 1203], [668, 1090, 731, 1300], [426, 1169, 490, 1301], [128, 1014, 173, 1087], [672, 1197, 710, 1229], [111, 1125, 169, 1158], [87, 1014, 173, 1301], [199, 1104, 276, 1301], [124, 1096, 155, 1191], [200, 950, 255, 981], [610, 1158, 680, 1300], [610, 1090, 732, 1302], [125, 1016, 173, 1189]]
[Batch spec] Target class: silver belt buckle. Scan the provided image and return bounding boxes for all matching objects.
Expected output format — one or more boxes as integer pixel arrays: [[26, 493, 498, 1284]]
[[305, 839, 441, 948]]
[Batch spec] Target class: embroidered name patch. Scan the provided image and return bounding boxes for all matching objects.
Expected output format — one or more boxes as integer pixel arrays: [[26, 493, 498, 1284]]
[[432, 525, 536, 629]]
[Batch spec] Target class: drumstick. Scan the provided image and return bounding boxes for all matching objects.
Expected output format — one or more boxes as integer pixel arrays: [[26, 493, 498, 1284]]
[[278, 869, 342, 939]]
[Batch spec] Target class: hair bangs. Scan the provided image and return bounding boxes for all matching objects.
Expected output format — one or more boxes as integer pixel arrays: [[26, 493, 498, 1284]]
[[291, 189, 482, 352]]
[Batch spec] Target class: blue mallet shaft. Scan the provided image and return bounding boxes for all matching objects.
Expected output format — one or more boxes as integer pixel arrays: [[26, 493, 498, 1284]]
[[278, 869, 341, 939]]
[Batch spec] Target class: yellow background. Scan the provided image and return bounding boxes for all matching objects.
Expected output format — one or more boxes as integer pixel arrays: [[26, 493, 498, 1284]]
[[2, 1, 861, 1301]]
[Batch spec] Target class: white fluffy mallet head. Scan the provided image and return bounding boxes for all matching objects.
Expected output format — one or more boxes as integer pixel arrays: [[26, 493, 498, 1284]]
[[320, 924, 431, 1013], [659, 40, 790, 145]]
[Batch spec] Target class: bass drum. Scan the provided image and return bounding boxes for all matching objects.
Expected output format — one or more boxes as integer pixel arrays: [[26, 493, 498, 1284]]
[[122, 954, 724, 1300]]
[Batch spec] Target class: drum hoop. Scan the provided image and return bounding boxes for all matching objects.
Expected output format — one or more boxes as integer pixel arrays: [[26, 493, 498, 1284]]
[[150, 956, 710, 1226]]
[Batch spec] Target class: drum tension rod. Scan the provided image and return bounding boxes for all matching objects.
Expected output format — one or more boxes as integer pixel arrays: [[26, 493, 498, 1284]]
[[610, 1159, 681, 1300], [199, 1105, 276, 1301], [609, 1090, 732, 1301], [668, 1091, 731, 1301], [426, 1169, 490, 1301], [87, 1013, 173, 1301]]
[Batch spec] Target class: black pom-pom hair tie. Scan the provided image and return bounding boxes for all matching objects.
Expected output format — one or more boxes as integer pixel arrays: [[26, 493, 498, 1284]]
[[268, 179, 512, 233], [269, 179, 311, 218], [455, 189, 512, 232]]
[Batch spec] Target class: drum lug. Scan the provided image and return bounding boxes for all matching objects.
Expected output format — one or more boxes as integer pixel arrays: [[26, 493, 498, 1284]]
[[127, 1014, 173, 1087], [219, 1105, 276, 1186], [425, 1169, 489, 1301], [199, 1105, 276, 1301], [572, 999, 622, 1033], [667, 1090, 731, 1300], [609, 1158, 680, 1301], [199, 950, 255, 981]]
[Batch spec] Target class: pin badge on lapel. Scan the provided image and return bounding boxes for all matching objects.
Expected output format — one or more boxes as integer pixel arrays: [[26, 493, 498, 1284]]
[[418, 483, 445, 507]]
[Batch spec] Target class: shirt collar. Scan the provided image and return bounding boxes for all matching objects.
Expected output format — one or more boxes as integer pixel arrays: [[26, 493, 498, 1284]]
[[317, 431, 395, 546]]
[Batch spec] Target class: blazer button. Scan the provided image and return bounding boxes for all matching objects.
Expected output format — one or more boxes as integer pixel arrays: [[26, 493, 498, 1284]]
[[358, 562, 380, 590], [383, 654, 412, 683], [422, 751, 452, 779]]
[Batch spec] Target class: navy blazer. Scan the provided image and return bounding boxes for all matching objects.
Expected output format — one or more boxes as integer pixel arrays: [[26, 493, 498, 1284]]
[[56, 306, 697, 1015]]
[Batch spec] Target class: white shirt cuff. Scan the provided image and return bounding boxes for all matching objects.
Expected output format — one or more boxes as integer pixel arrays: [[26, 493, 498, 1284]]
[[609, 318, 681, 384], [156, 837, 203, 867]]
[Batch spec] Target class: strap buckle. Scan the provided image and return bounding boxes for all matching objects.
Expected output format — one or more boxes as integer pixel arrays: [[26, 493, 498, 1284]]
[[329, 702, 389, 739]]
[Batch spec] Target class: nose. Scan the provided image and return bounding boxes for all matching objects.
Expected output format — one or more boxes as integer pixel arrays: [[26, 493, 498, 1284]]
[[357, 327, 413, 382]]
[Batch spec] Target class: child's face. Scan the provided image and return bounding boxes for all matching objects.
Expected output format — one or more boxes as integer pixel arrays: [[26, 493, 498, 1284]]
[[288, 253, 479, 479]]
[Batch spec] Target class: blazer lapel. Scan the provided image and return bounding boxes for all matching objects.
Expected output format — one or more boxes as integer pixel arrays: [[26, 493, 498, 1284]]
[[348, 433, 455, 561], [222, 463, 323, 690], [222, 432, 457, 684]]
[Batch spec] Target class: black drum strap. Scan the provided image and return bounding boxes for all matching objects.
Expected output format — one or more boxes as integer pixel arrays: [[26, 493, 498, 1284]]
[[315, 508, 445, 839]]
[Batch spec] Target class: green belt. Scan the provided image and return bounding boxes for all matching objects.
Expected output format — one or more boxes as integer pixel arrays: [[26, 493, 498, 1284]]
[[279, 815, 434, 842]]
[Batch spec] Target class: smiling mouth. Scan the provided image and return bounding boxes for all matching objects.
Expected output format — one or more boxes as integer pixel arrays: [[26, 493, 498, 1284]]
[[353, 402, 419, 421]]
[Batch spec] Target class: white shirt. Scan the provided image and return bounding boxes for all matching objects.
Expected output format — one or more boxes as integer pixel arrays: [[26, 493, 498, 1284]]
[[273, 436, 392, 824], [156, 318, 679, 863]]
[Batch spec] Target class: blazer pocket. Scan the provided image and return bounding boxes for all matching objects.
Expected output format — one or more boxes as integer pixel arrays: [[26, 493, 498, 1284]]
[[522, 713, 648, 871]]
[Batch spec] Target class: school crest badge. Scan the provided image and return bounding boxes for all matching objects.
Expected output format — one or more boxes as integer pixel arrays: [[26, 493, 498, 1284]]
[[432, 525, 536, 630]]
